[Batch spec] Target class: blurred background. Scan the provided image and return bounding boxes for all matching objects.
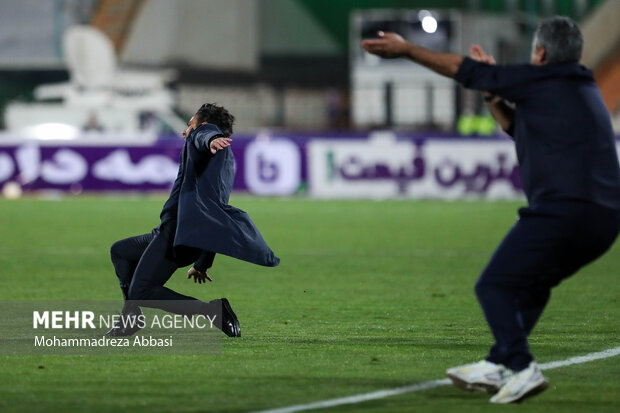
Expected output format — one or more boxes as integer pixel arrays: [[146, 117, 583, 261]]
[[0, 0, 618, 199]]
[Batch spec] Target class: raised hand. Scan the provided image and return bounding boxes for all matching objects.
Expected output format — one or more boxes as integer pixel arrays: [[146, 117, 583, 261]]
[[470, 44, 497, 99], [209, 137, 232, 154], [361, 31, 412, 59], [470, 44, 496, 65]]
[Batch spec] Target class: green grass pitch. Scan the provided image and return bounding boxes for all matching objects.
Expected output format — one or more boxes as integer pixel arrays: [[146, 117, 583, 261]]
[[0, 196, 619, 412]]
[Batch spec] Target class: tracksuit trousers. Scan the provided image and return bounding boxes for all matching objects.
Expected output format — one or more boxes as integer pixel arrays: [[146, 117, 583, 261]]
[[110, 221, 212, 316], [476, 200, 619, 371]]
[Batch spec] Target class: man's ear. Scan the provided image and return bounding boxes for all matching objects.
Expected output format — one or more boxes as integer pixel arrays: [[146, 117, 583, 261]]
[[537, 46, 546, 64]]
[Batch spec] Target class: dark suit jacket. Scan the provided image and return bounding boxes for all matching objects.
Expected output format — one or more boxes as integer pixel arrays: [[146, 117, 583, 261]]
[[455, 57, 620, 210], [161, 123, 280, 268]]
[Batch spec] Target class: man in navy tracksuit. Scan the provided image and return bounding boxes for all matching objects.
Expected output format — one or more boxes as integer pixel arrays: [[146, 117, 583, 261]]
[[362, 16, 620, 403], [107, 103, 280, 338]]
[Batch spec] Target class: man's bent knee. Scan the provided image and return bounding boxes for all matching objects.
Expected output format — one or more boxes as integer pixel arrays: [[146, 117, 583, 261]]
[[474, 274, 508, 300], [110, 240, 124, 261], [474, 279, 488, 299], [127, 284, 153, 301]]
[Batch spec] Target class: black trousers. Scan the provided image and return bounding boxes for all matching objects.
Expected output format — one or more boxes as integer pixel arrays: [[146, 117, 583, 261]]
[[110, 221, 210, 316], [476, 201, 619, 371]]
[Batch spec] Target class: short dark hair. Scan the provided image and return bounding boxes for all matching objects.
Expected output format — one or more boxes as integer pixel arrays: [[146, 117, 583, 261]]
[[194, 103, 235, 136], [534, 16, 583, 64]]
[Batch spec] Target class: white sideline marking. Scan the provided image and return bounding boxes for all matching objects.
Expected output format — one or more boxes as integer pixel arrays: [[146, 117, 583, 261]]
[[254, 346, 620, 413], [538, 346, 620, 370]]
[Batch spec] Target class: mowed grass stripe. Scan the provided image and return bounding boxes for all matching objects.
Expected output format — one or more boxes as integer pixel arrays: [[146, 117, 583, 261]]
[[0, 197, 618, 413]]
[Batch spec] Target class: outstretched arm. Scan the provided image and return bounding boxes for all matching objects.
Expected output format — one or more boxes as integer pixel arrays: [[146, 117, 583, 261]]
[[362, 32, 530, 104], [191, 123, 232, 154], [361, 31, 463, 78]]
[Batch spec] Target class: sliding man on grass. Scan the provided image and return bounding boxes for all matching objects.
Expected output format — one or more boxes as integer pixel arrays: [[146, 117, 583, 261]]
[[108, 103, 280, 339]]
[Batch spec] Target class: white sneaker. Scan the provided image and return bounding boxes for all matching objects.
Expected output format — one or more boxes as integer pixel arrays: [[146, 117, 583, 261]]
[[446, 360, 512, 394], [490, 362, 549, 404]]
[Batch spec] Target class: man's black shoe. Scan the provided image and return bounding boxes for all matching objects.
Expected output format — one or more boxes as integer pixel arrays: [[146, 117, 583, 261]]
[[219, 298, 241, 337], [105, 306, 144, 337]]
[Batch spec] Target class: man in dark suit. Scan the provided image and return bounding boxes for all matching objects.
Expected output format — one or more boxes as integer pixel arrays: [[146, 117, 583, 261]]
[[107, 103, 280, 338], [362, 16, 620, 403]]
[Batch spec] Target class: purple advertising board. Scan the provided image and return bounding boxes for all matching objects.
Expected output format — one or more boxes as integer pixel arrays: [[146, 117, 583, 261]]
[[0, 134, 308, 195], [1, 132, 619, 199]]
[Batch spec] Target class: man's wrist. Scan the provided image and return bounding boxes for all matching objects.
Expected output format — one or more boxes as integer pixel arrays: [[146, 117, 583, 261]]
[[484, 94, 501, 104], [404, 42, 418, 60]]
